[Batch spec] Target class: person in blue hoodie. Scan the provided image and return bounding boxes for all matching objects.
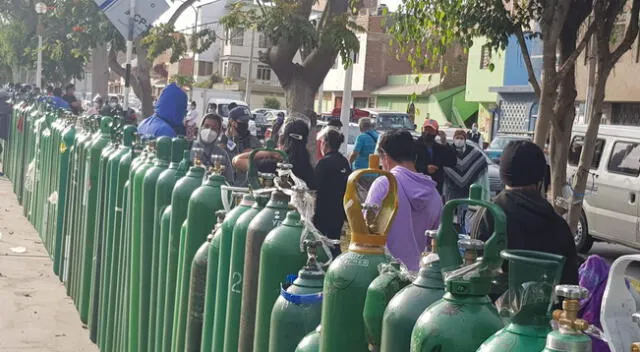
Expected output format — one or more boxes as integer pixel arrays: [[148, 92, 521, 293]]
[[138, 83, 187, 138]]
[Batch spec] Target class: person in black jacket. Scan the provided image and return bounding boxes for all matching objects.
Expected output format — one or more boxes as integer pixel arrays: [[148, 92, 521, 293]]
[[415, 119, 456, 194], [314, 127, 351, 257], [473, 140, 579, 287]]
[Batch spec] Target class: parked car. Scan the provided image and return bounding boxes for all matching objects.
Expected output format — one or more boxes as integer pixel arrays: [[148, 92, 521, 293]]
[[566, 124, 640, 253], [485, 135, 531, 163], [251, 108, 274, 139]]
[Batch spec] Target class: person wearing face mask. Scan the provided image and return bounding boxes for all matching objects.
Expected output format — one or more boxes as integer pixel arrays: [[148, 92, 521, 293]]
[[365, 129, 442, 270], [443, 130, 488, 202], [184, 101, 199, 142], [223, 106, 261, 186], [100, 96, 124, 118], [466, 123, 484, 146], [313, 127, 351, 257], [192, 113, 234, 182], [415, 119, 456, 195], [472, 140, 579, 286]]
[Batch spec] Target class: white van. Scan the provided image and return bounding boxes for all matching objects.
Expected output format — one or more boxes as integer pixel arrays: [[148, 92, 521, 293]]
[[567, 124, 640, 253]]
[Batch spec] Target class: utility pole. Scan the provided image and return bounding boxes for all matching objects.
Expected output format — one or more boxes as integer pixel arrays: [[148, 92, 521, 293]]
[[339, 52, 355, 156], [190, 4, 199, 99], [245, 30, 256, 105], [123, 0, 136, 111], [35, 2, 47, 88]]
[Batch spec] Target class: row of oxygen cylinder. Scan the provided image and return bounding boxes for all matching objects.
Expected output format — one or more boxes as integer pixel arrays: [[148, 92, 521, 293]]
[[4, 98, 603, 352]]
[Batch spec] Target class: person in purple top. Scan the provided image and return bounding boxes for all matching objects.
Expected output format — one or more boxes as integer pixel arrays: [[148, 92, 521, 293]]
[[365, 129, 443, 270]]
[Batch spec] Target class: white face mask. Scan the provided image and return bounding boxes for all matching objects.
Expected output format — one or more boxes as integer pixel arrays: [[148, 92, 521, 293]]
[[454, 139, 466, 148], [200, 128, 218, 144], [109, 102, 117, 108], [435, 135, 442, 144], [472, 126, 478, 133]]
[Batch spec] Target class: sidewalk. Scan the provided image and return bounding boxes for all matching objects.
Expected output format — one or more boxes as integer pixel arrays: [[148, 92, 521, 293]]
[[0, 176, 97, 352]]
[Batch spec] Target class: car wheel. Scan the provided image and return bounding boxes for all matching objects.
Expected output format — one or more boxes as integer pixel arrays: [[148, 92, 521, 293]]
[[574, 211, 594, 253]]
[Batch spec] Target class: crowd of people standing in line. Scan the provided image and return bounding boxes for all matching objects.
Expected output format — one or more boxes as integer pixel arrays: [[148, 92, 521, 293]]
[[8, 82, 577, 284]]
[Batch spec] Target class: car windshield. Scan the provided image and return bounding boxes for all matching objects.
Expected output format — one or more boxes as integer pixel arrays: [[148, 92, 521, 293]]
[[376, 113, 414, 130], [489, 136, 527, 150]]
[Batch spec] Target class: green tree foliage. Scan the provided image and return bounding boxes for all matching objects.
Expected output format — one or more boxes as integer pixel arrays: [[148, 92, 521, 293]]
[[221, 0, 363, 113], [169, 73, 195, 89], [263, 96, 281, 109]]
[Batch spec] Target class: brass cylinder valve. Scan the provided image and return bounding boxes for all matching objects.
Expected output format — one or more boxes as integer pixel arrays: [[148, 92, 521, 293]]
[[258, 172, 276, 188], [192, 147, 204, 166], [209, 155, 225, 175], [552, 285, 589, 334], [362, 203, 381, 234], [457, 238, 484, 265]]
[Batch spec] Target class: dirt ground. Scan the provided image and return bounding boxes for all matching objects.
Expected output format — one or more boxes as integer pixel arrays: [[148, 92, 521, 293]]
[[0, 176, 97, 352]]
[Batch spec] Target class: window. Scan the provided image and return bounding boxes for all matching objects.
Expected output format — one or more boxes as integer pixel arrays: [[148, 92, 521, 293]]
[[607, 141, 640, 176], [223, 61, 242, 79], [480, 44, 492, 69], [568, 136, 606, 169], [258, 33, 271, 48], [226, 28, 244, 46], [197, 61, 214, 76], [256, 65, 271, 81]]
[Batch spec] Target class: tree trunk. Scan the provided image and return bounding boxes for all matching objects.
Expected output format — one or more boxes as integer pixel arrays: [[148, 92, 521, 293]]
[[533, 42, 559, 148], [131, 44, 154, 119], [283, 74, 318, 164], [566, 62, 610, 232], [91, 44, 109, 99], [550, 27, 580, 212]]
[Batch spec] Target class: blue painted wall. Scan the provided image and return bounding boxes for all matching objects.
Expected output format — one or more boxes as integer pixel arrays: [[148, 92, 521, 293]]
[[503, 35, 543, 86]]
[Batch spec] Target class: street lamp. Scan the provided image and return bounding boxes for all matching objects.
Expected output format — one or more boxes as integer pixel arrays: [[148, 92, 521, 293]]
[[35, 2, 47, 89]]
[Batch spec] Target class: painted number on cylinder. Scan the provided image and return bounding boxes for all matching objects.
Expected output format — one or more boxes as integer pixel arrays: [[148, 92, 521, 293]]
[[231, 272, 242, 294]]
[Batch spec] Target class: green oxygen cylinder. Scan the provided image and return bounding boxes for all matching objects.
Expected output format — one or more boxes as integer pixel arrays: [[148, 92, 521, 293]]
[[540, 285, 592, 352], [320, 167, 399, 352], [410, 185, 507, 352], [102, 125, 136, 352], [78, 116, 113, 324], [255, 205, 329, 352], [380, 230, 445, 352], [296, 325, 321, 352], [161, 156, 206, 352], [211, 193, 256, 352], [363, 261, 413, 352], [54, 118, 76, 279], [138, 136, 172, 352], [88, 123, 118, 343], [109, 132, 140, 352], [239, 183, 291, 352], [185, 211, 226, 352], [199, 210, 226, 352], [477, 250, 565, 352], [172, 152, 226, 352], [223, 194, 270, 352], [97, 126, 128, 350], [153, 147, 190, 352], [129, 140, 157, 352], [269, 240, 325, 352], [148, 136, 189, 352]]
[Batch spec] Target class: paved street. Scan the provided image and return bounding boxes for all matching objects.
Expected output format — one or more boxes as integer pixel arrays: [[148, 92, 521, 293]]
[[0, 176, 97, 352], [587, 242, 640, 280]]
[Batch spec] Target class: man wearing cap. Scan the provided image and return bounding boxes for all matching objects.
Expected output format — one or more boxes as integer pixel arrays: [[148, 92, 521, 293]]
[[223, 106, 261, 186], [473, 140, 579, 285], [415, 119, 456, 194]]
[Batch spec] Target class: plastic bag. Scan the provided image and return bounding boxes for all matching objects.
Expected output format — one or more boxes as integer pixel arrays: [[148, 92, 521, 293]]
[[24, 160, 35, 192]]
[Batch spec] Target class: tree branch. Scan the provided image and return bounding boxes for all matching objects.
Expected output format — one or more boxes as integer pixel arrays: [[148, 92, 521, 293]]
[[612, 0, 640, 64], [557, 20, 595, 81], [108, 47, 126, 77], [167, 0, 199, 27], [514, 27, 541, 98]]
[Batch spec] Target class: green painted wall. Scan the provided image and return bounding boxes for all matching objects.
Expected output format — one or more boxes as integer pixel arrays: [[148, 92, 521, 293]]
[[465, 37, 505, 103], [375, 95, 448, 127]]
